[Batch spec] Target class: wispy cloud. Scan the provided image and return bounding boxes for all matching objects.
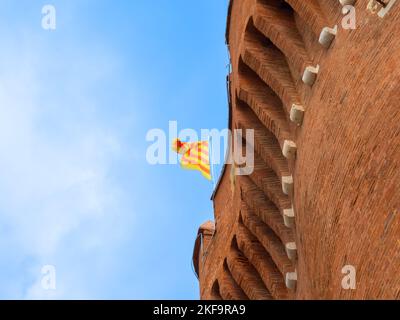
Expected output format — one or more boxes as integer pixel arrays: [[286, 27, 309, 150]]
[[0, 15, 135, 299]]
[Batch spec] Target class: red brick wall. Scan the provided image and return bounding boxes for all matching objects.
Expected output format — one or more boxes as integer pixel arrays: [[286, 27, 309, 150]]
[[194, 0, 400, 300]]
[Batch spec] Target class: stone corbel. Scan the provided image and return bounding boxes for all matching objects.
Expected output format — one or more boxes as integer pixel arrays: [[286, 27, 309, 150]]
[[368, 0, 398, 17]]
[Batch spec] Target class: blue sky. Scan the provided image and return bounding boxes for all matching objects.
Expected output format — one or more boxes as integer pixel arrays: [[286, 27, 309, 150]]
[[0, 0, 229, 299]]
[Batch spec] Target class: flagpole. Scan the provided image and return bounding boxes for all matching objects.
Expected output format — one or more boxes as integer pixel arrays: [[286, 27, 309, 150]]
[[208, 135, 216, 190]]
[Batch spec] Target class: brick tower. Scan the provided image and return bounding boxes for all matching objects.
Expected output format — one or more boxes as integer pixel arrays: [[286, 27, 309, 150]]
[[193, 0, 400, 300]]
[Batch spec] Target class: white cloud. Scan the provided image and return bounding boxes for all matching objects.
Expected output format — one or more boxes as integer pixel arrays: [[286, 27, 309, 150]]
[[0, 21, 135, 299]]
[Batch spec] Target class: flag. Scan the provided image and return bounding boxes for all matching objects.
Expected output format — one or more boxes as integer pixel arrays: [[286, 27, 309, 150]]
[[172, 138, 212, 180]]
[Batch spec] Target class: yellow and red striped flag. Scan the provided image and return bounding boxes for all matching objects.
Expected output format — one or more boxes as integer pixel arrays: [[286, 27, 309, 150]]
[[172, 138, 212, 180]]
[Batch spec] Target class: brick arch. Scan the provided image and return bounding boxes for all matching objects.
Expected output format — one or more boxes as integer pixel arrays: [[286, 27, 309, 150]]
[[195, 0, 400, 299], [209, 281, 223, 300]]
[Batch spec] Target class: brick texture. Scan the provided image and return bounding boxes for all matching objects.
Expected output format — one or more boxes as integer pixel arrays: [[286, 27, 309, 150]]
[[193, 0, 400, 300]]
